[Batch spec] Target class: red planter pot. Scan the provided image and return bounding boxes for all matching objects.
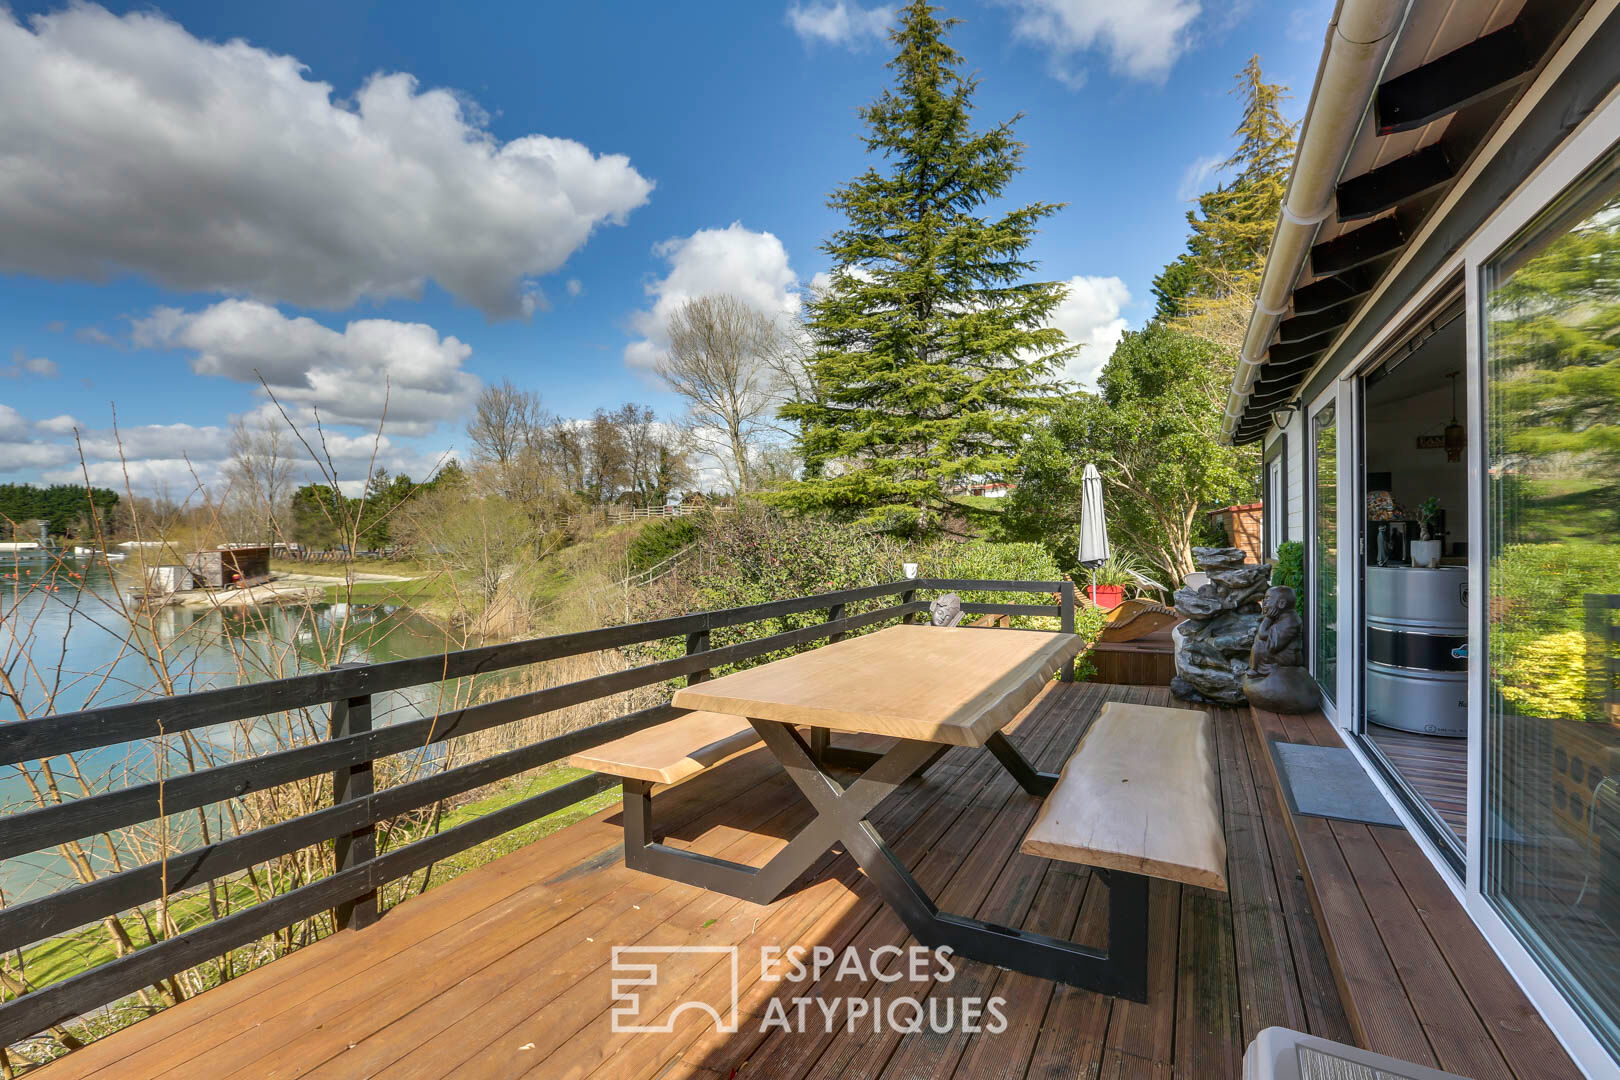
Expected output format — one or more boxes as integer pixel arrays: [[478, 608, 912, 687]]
[[1086, 584, 1126, 610]]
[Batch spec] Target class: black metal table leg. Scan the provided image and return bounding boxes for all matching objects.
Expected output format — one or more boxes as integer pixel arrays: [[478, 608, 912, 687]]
[[619, 734, 939, 905], [751, 721, 1151, 1001], [983, 730, 1061, 796]]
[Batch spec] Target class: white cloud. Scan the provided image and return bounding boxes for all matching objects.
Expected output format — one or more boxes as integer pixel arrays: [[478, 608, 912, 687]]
[[1051, 275, 1130, 390], [0, 405, 28, 439], [75, 327, 120, 348], [787, 2, 893, 49], [566, 278, 584, 298], [624, 223, 801, 371], [36, 415, 80, 435], [1001, 0, 1201, 85], [74, 423, 230, 464], [0, 4, 653, 318], [42, 458, 207, 492], [133, 300, 479, 437], [1, 442, 80, 472], [3, 348, 57, 378], [1178, 153, 1228, 201]]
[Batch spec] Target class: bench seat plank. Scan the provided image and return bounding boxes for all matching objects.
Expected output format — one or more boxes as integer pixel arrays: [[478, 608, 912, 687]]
[[567, 710, 760, 785], [1021, 702, 1228, 892]]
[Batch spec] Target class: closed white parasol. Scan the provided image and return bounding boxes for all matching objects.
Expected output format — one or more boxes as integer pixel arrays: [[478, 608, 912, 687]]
[[1078, 463, 1110, 569]]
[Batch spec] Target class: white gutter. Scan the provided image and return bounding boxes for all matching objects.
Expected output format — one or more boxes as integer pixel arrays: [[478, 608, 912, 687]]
[[1220, 0, 1413, 441]]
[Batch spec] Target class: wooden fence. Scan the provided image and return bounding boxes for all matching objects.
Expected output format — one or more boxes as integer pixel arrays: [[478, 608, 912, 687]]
[[0, 578, 1074, 1048]]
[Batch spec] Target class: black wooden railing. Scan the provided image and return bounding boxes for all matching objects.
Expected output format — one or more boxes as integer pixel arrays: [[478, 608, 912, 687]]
[[0, 578, 1075, 1047]]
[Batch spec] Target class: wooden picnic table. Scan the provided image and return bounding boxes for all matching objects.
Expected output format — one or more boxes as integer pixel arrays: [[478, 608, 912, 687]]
[[629, 623, 1162, 998]]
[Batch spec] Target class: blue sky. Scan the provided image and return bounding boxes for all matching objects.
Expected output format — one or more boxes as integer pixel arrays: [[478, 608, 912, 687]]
[[0, 0, 1330, 497]]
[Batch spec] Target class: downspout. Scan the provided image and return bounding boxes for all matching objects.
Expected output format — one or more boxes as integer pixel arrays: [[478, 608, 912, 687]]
[[1220, 0, 1412, 441]]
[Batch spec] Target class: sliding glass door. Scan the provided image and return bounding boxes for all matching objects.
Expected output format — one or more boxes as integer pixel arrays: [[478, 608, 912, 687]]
[[1481, 144, 1620, 1056], [1311, 402, 1338, 704]]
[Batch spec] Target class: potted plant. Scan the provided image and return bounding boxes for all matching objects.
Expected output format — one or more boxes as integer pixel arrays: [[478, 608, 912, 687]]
[[1412, 496, 1442, 568], [1083, 555, 1139, 610]]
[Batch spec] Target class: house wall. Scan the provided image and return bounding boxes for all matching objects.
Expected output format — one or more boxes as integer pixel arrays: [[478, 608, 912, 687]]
[[1262, 409, 1306, 545], [1242, 9, 1620, 1074]]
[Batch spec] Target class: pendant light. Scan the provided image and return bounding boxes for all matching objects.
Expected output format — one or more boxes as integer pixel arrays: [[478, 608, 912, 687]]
[[1444, 371, 1465, 462]]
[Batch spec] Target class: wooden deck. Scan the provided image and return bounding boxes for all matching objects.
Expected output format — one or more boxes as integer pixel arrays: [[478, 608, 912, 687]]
[[1364, 723, 1468, 845], [27, 684, 1370, 1079], [1250, 707, 1579, 1080]]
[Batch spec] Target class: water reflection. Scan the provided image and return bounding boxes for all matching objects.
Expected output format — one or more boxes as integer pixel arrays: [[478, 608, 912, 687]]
[[0, 558, 464, 901]]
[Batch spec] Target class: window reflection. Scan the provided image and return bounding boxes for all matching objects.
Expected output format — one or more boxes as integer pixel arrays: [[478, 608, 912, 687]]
[[1313, 403, 1337, 702], [1484, 147, 1620, 1054]]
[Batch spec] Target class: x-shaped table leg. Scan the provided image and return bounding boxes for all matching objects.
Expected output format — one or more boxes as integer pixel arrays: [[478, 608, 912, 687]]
[[621, 724, 937, 905], [754, 719, 1149, 1000]]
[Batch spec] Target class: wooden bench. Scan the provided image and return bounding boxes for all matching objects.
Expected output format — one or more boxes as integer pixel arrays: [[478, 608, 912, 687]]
[[567, 709, 761, 786], [1021, 701, 1228, 893]]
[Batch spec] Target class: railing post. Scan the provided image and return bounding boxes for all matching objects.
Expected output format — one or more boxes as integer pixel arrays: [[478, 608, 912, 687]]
[[1059, 582, 1077, 682], [329, 663, 377, 931], [686, 628, 712, 685], [826, 602, 847, 644], [901, 584, 918, 624]]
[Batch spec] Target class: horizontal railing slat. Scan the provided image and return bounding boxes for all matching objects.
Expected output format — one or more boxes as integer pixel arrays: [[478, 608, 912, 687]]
[[0, 704, 676, 951], [958, 603, 1062, 617], [0, 773, 615, 1047], [0, 600, 925, 859], [0, 581, 918, 765], [915, 578, 1067, 592]]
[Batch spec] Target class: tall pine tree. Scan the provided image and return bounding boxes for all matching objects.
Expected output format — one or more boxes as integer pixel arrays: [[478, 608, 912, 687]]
[[1152, 56, 1296, 355], [776, 1, 1073, 535]]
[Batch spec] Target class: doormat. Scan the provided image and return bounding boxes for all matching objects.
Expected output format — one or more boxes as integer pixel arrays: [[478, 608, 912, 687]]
[[1268, 741, 1405, 828]]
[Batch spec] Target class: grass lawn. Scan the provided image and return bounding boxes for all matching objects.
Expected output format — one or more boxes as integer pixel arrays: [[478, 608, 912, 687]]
[[267, 557, 458, 608], [412, 765, 623, 890]]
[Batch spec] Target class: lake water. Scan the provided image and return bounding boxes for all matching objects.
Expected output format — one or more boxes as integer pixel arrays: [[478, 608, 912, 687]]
[[1, 556, 464, 902]]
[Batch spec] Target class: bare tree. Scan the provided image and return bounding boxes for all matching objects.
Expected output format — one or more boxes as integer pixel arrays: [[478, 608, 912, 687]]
[[585, 409, 630, 503], [658, 294, 786, 493], [225, 417, 292, 541], [466, 379, 542, 466], [540, 419, 588, 495]]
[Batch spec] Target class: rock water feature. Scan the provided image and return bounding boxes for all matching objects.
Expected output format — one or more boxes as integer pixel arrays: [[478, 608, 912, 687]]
[[1170, 547, 1271, 706]]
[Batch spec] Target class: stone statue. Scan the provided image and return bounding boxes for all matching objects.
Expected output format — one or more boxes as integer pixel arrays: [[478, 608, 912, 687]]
[[929, 592, 964, 627], [1242, 586, 1320, 713]]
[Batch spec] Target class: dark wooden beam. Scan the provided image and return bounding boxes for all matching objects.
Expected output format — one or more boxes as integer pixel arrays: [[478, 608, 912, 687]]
[[1291, 268, 1373, 314], [1376, 23, 1534, 135], [1268, 339, 1329, 366], [1250, 372, 1307, 398], [1277, 303, 1356, 344], [1336, 144, 1456, 222], [1311, 216, 1406, 276], [1246, 390, 1297, 414]]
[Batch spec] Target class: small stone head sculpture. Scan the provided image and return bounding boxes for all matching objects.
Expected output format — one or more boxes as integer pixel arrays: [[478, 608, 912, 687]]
[[1260, 585, 1296, 618]]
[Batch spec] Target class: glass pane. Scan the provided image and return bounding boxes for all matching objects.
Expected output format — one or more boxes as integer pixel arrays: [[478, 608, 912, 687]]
[[1313, 403, 1338, 702], [1483, 146, 1620, 1056]]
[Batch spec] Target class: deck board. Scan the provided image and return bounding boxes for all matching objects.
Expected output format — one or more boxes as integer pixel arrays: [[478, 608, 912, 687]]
[[31, 680, 1569, 1079], [1250, 706, 1580, 1080]]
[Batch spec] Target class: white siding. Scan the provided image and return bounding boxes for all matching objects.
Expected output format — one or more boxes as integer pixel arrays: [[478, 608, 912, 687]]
[[1262, 410, 1307, 545]]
